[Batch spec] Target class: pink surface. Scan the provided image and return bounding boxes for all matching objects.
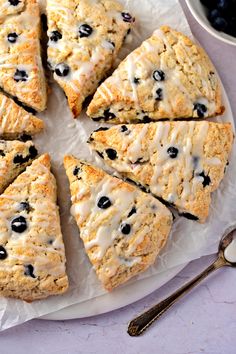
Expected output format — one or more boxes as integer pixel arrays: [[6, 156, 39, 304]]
[[1, 1, 236, 353]]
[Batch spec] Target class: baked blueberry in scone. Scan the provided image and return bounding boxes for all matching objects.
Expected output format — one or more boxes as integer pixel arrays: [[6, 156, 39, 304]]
[[0, 154, 68, 301], [0, 93, 44, 139], [47, 0, 134, 117], [0, 0, 47, 111], [87, 25, 224, 123], [0, 139, 38, 193], [64, 155, 172, 291], [89, 121, 234, 223]]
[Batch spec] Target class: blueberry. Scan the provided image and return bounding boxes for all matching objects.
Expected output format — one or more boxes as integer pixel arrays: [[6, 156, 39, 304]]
[[120, 223, 131, 235], [20, 134, 32, 142], [8, 0, 20, 5], [155, 88, 163, 101], [24, 264, 36, 278], [193, 103, 207, 118], [0, 150, 5, 157], [29, 146, 38, 159], [11, 216, 27, 233], [105, 149, 117, 160], [0, 246, 7, 260], [14, 69, 28, 82], [73, 166, 81, 176], [128, 206, 136, 217], [143, 116, 151, 123], [7, 32, 18, 43], [133, 77, 140, 84], [55, 63, 70, 77], [50, 30, 62, 42], [19, 202, 31, 213], [208, 8, 221, 22], [167, 147, 179, 159], [79, 24, 93, 38], [211, 16, 228, 31], [153, 70, 165, 82], [198, 171, 211, 187], [217, 0, 232, 12], [120, 125, 128, 132], [121, 12, 134, 23], [97, 196, 112, 209], [104, 109, 116, 121]]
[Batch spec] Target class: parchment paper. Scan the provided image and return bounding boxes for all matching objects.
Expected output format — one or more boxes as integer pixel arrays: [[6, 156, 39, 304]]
[[0, 0, 236, 331]]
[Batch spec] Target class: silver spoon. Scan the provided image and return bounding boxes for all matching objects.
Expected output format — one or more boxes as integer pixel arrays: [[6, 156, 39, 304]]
[[128, 227, 236, 336]]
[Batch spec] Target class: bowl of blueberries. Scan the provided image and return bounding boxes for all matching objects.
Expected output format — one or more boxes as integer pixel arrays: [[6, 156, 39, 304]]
[[185, 0, 236, 46]]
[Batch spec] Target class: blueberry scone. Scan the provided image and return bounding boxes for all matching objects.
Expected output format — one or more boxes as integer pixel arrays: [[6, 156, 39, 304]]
[[47, 0, 134, 117], [0, 154, 68, 301], [0, 0, 47, 111], [0, 139, 38, 194], [87, 26, 223, 123], [89, 121, 234, 223], [64, 155, 172, 291], [0, 93, 44, 139]]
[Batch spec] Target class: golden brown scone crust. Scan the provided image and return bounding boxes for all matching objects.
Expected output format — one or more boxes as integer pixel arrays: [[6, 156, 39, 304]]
[[47, 0, 134, 117], [64, 155, 172, 291], [0, 0, 47, 111], [0, 93, 44, 139], [0, 154, 68, 301], [87, 26, 224, 123], [89, 121, 234, 222]]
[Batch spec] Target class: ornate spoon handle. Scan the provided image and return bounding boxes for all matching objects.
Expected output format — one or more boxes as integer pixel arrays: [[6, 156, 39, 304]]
[[128, 256, 226, 336]]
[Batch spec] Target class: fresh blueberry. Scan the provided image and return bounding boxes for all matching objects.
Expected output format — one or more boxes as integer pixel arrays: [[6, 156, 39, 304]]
[[105, 149, 117, 160], [153, 70, 165, 82], [50, 30, 62, 42], [208, 8, 221, 22], [19, 202, 31, 213], [128, 206, 136, 217], [120, 125, 128, 132], [14, 69, 28, 82], [133, 77, 140, 84], [211, 16, 228, 31], [120, 223, 131, 235], [217, 0, 232, 12], [73, 166, 81, 176], [0, 246, 7, 260], [11, 216, 27, 233], [7, 32, 18, 43], [193, 103, 207, 118], [24, 264, 36, 278], [121, 12, 134, 23], [198, 171, 211, 187], [79, 24, 93, 38], [167, 147, 179, 159], [97, 196, 112, 209], [8, 0, 20, 5], [55, 63, 70, 77], [104, 109, 116, 121], [155, 88, 163, 101]]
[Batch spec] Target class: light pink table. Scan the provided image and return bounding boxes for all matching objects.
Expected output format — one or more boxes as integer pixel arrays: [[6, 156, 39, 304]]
[[1, 2, 236, 353]]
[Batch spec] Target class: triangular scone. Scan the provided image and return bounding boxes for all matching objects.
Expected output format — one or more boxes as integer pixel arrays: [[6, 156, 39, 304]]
[[0, 139, 38, 194], [47, 0, 134, 117], [89, 121, 234, 223], [0, 154, 68, 301], [64, 155, 172, 291], [87, 26, 223, 123], [0, 0, 47, 111], [0, 93, 44, 139]]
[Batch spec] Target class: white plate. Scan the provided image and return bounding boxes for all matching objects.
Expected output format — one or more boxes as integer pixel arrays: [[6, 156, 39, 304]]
[[185, 0, 236, 46], [42, 263, 187, 320], [42, 82, 234, 321]]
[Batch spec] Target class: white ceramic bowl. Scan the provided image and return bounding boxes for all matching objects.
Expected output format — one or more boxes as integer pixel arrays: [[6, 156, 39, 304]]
[[185, 0, 236, 46]]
